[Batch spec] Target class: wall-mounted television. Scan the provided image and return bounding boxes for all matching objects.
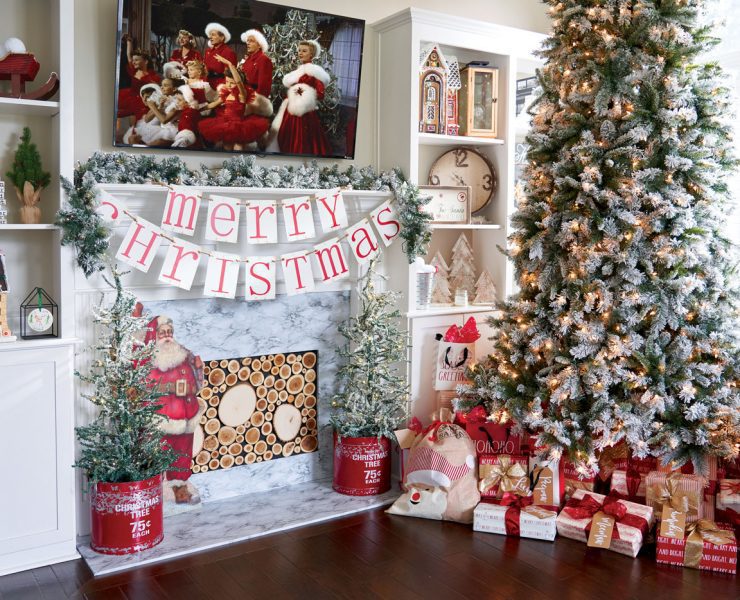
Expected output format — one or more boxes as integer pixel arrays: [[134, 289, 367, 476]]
[[114, 0, 365, 159]]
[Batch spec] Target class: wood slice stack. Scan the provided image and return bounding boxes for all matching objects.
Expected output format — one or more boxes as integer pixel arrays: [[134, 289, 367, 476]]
[[190, 350, 320, 474]]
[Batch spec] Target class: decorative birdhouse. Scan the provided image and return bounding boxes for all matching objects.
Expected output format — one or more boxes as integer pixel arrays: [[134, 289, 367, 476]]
[[419, 44, 460, 136], [20, 287, 58, 340], [459, 64, 499, 138]]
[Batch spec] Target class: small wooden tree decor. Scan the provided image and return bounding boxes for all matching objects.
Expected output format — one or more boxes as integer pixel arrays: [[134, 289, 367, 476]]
[[5, 127, 50, 224]]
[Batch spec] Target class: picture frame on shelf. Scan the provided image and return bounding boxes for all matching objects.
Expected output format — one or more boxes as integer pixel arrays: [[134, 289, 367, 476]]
[[419, 185, 471, 224]]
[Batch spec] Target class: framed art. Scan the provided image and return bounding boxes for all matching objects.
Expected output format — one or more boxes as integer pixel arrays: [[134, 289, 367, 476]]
[[113, 1, 365, 159], [419, 185, 471, 224]]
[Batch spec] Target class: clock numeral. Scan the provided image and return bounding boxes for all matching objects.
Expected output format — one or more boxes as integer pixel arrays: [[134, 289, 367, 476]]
[[453, 149, 469, 168], [482, 174, 493, 192], [429, 174, 441, 185]]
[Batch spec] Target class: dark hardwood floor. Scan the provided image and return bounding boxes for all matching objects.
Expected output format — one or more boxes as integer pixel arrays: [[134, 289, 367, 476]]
[[0, 508, 736, 599]]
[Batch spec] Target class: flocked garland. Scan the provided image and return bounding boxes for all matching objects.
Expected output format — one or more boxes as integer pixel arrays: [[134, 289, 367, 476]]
[[57, 152, 432, 277]]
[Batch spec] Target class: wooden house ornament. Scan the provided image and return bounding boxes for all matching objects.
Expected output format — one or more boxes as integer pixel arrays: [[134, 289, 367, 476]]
[[0, 252, 16, 342], [419, 44, 461, 136]]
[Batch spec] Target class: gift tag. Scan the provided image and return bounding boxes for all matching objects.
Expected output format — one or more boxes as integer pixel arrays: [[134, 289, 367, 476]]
[[587, 512, 615, 548], [659, 504, 686, 539], [531, 465, 554, 506], [27, 307, 53, 332]]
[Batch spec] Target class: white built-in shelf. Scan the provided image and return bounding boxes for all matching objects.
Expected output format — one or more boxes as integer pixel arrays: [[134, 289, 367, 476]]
[[405, 304, 498, 319], [0, 224, 60, 230], [430, 223, 502, 230], [0, 97, 60, 117], [418, 132, 505, 147], [0, 337, 81, 352]]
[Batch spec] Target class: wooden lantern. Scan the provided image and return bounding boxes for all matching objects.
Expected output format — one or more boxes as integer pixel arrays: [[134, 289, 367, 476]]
[[459, 65, 499, 138]]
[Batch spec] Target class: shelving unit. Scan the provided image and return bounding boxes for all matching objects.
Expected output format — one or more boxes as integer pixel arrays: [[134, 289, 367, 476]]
[[373, 8, 545, 418], [0, 0, 78, 576], [0, 98, 60, 117]]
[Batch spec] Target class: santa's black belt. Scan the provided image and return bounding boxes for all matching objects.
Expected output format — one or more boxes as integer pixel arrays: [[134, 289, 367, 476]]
[[157, 381, 196, 396]]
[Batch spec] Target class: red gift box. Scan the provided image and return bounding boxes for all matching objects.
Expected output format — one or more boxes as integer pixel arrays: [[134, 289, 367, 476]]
[[478, 454, 529, 502], [465, 419, 522, 457], [656, 521, 737, 574], [563, 460, 597, 500]]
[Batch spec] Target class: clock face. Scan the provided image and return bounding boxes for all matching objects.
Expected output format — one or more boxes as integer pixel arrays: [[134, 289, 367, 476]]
[[428, 148, 496, 214]]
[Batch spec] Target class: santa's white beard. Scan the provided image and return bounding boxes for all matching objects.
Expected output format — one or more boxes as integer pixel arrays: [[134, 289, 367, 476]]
[[154, 339, 189, 371]]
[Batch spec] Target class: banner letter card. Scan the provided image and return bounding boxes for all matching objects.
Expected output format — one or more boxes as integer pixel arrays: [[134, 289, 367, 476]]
[[162, 186, 202, 236], [370, 200, 401, 247], [347, 219, 380, 264], [204, 252, 240, 299], [315, 188, 348, 233], [282, 196, 315, 241], [158, 238, 201, 290], [96, 188, 124, 224], [206, 195, 240, 243], [116, 218, 163, 273], [313, 237, 349, 283], [246, 200, 278, 244], [282, 250, 315, 295], [245, 257, 276, 301]]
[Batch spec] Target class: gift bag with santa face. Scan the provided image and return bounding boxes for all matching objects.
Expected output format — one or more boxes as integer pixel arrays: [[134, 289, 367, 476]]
[[434, 317, 480, 391]]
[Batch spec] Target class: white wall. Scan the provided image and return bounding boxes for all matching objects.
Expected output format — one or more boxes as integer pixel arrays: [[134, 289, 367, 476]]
[[73, 0, 549, 169]]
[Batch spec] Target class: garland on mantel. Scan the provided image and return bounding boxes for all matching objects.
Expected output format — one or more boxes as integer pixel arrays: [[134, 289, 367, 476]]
[[57, 152, 432, 277]]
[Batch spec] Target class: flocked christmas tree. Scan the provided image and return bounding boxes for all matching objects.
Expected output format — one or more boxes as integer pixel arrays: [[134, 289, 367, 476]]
[[6, 126, 50, 224], [431, 251, 453, 303], [262, 9, 342, 138], [74, 264, 175, 483], [331, 258, 409, 438], [448, 233, 477, 299], [458, 0, 740, 472], [473, 269, 498, 304]]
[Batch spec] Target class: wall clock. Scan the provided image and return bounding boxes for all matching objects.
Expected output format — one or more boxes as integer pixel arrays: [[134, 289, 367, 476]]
[[428, 148, 496, 214]]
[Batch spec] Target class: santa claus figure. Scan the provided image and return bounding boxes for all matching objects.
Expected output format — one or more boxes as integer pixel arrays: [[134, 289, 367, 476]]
[[144, 315, 204, 504]]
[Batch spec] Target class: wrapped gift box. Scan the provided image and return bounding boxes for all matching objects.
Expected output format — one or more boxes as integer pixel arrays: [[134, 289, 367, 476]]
[[716, 479, 740, 534], [645, 472, 705, 523], [610, 469, 647, 503], [529, 456, 565, 507], [478, 454, 529, 502], [555, 489, 654, 557], [656, 521, 737, 574], [597, 443, 629, 484], [563, 460, 597, 500], [474, 497, 557, 541]]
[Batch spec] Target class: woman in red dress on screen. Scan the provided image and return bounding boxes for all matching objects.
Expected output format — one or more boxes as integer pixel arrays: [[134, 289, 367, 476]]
[[198, 56, 269, 152], [237, 29, 273, 118], [203, 23, 237, 90], [117, 34, 161, 122], [173, 60, 214, 148], [269, 40, 331, 156], [169, 30, 202, 67]]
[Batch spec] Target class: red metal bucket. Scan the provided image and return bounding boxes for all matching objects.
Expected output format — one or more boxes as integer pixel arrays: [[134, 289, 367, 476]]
[[333, 433, 391, 496], [90, 474, 164, 555]]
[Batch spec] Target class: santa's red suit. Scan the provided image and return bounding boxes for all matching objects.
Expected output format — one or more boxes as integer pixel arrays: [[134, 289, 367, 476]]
[[204, 43, 237, 90], [271, 62, 331, 155], [144, 316, 203, 482]]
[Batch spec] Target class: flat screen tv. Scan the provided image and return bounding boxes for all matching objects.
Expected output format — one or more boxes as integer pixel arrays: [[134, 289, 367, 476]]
[[114, 0, 365, 159]]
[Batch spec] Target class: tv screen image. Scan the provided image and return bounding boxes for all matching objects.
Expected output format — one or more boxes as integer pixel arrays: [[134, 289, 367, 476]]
[[114, 0, 365, 159]]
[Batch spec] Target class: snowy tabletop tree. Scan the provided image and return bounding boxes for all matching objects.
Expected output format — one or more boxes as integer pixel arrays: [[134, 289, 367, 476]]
[[460, 0, 740, 472], [448, 233, 477, 299], [430, 250, 453, 304]]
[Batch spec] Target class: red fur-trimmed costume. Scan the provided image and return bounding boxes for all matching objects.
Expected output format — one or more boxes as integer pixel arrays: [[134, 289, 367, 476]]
[[237, 29, 273, 118], [170, 47, 203, 67], [198, 84, 269, 146], [271, 62, 331, 155], [143, 316, 204, 489], [117, 63, 161, 119]]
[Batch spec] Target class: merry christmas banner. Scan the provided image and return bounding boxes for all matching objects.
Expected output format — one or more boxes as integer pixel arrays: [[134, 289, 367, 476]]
[[99, 186, 400, 299]]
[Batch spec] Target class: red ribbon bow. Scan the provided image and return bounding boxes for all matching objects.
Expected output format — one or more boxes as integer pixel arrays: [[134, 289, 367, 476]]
[[563, 493, 649, 541], [720, 480, 740, 495], [496, 492, 557, 537]]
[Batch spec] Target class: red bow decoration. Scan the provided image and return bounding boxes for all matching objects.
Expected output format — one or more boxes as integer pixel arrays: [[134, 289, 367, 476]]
[[408, 417, 424, 435], [442, 317, 481, 343], [720, 480, 740, 495], [496, 492, 556, 537], [563, 493, 650, 541]]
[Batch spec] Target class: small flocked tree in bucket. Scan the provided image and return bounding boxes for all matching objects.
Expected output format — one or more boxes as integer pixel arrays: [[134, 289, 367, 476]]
[[5, 126, 50, 224], [74, 263, 176, 554], [331, 258, 409, 495]]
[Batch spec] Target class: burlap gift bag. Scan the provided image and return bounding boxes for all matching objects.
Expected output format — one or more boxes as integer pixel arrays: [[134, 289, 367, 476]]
[[388, 415, 479, 523]]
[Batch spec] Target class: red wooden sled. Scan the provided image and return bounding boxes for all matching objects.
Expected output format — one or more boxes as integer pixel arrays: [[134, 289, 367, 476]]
[[0, 53, 59, 100]]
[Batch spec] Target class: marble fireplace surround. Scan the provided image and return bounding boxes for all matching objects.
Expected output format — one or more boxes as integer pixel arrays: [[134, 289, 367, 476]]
[[77, 291, 402, 576]]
